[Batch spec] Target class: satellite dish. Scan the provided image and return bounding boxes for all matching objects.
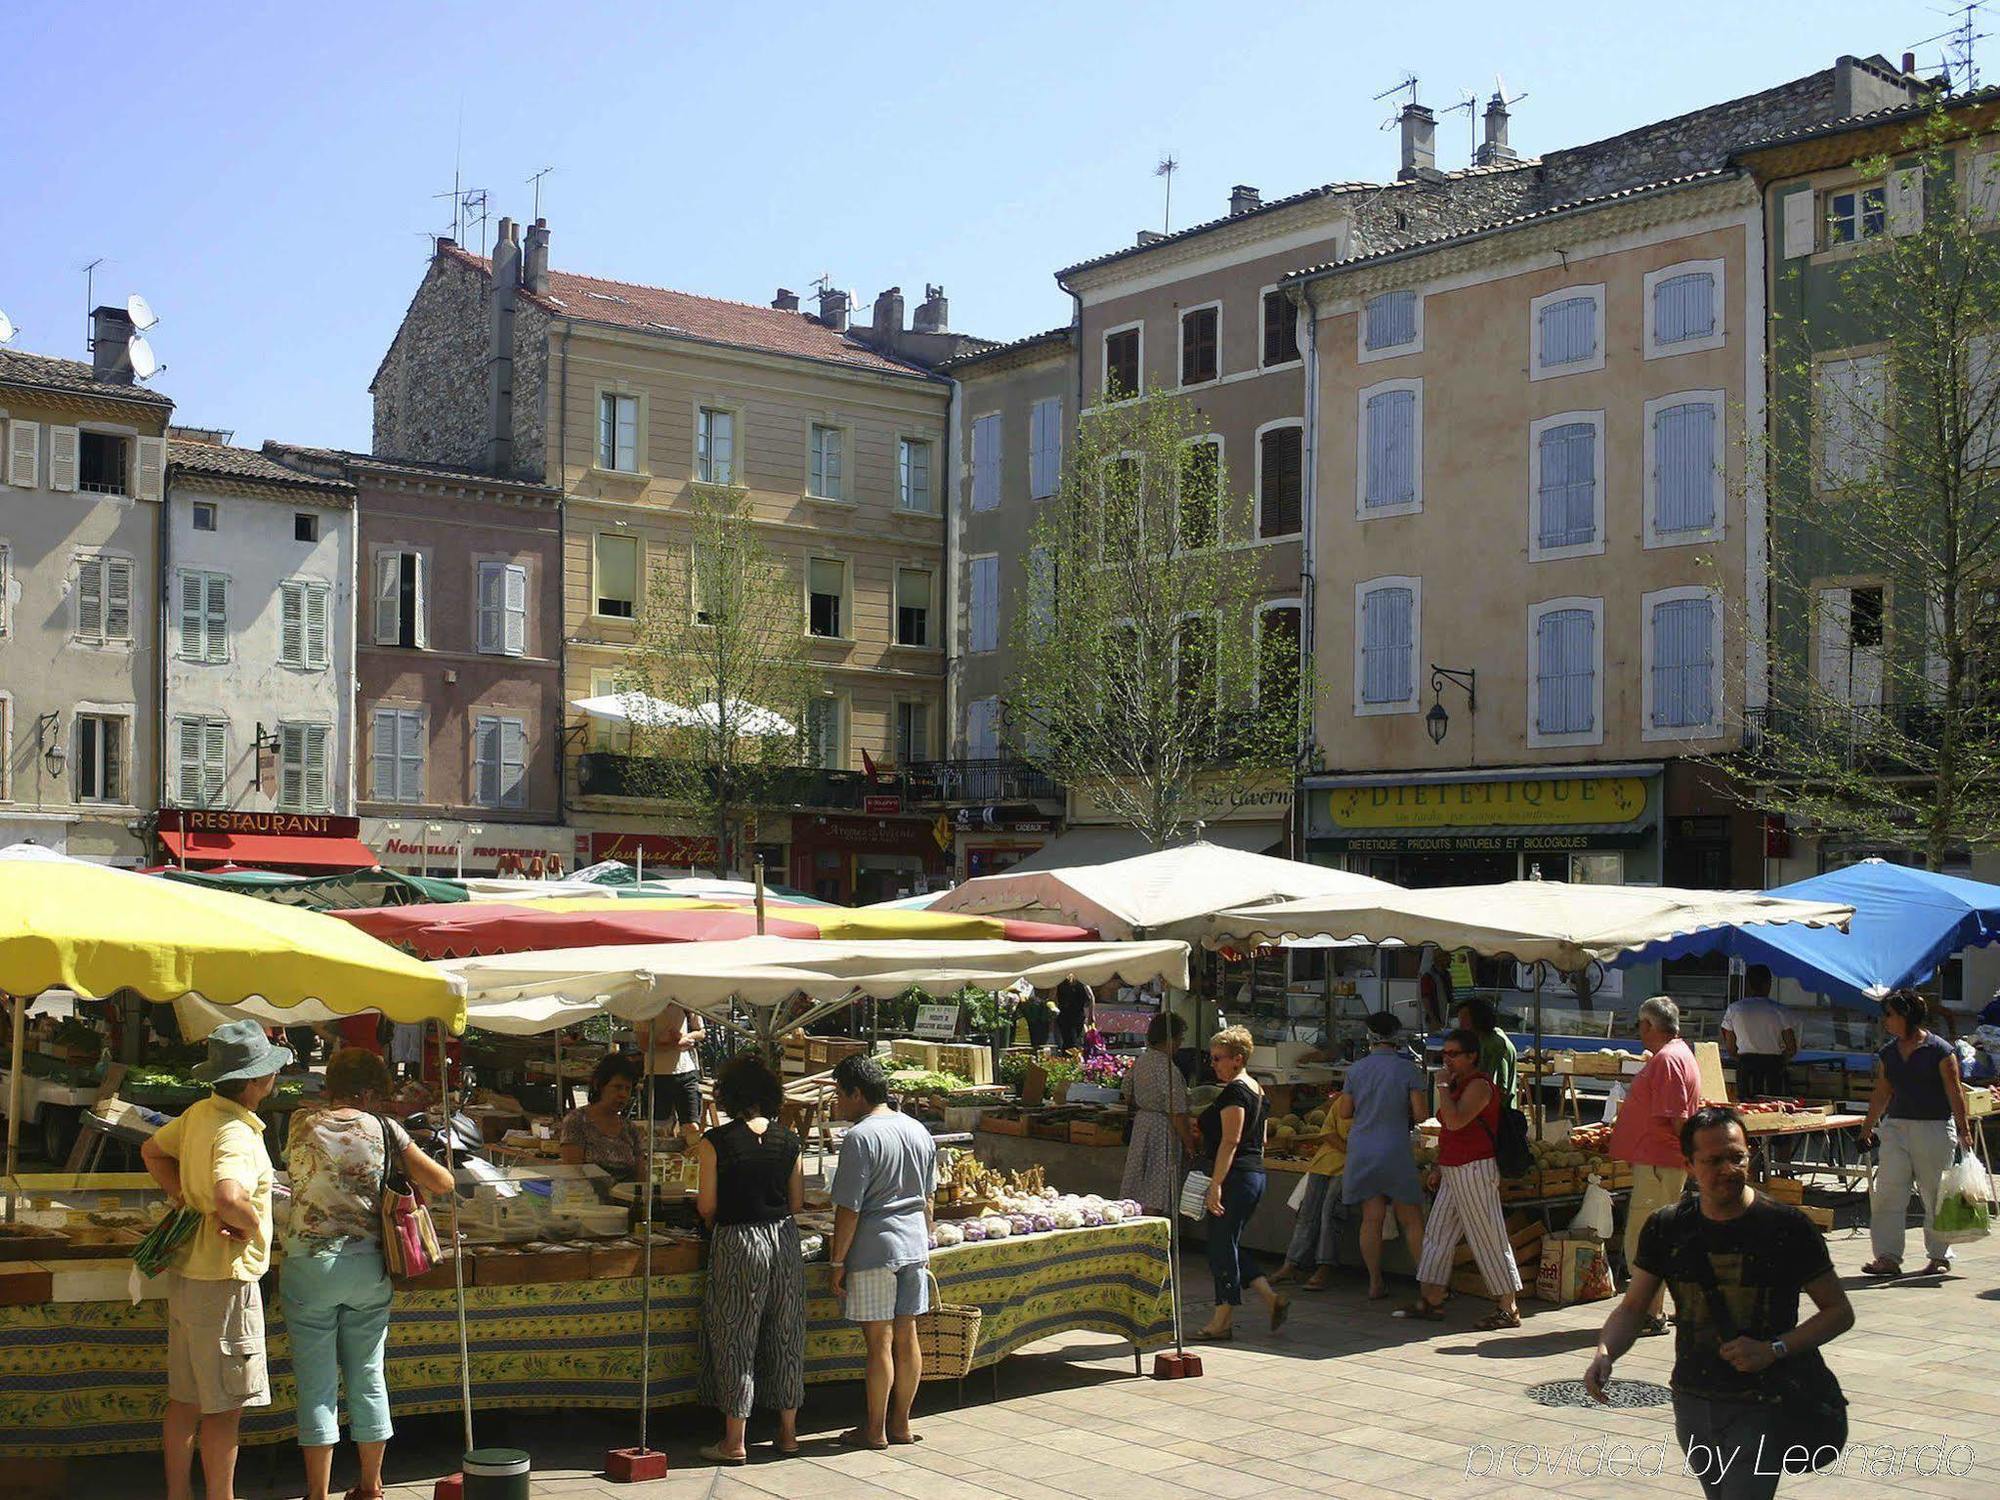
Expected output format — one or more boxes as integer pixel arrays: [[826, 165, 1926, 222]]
[[127, 293, 158, 331], [127, 334, 159, 380], [0, 309, 14, 344]]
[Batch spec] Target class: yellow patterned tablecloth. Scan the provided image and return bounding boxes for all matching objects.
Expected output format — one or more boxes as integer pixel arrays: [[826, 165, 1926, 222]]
[[0, 1218, 1173, 1456]]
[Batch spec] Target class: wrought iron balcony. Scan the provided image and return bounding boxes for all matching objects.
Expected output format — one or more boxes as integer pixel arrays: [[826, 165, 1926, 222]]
[[901, 758, 1063, 806], [1743, 702, 1952, 776], [576, 752, 869, 809]]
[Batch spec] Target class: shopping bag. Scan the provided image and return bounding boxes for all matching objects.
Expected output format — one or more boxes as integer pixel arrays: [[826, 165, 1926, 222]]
[[1286, 1173, 1310, 1212], [1178, 1170, 1213, 1219], [1601, 1081, 1627, 1124], [1535, 1234, 1615, 1305], [376, 1114, 442, 1281], [1567, 1175, 1616, 1241], [1933, 1153, 1994, 1245]]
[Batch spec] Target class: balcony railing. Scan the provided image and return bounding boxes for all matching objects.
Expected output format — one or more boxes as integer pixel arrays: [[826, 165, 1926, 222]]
[[576, 752, 869, 809], [901, 758, 1063, 806], [1743, 702, 1951, 776]]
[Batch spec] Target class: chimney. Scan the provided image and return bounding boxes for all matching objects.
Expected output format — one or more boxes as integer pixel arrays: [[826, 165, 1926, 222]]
[[1834, 53, 1925, 117], [772, 287, 800, 311], [486, 217, 521, 474], [90, 305, 136, 384], [1229, 184, 1262, 216], [1398, 102, 1437, 180], [523, 217, 550, 295], [872, 286, 905, 336], [1474, 91, 1517, 166], [913, 283, 949, 334], [1136, 229, 1167, 247], [817, 285, 851, 331]]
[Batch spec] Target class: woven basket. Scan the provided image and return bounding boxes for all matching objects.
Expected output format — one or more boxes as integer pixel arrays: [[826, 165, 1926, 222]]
[[915, 1270, 982, 1380]]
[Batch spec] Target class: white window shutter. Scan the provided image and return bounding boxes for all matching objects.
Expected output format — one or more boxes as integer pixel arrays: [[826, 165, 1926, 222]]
[[48, 426, 79, 493], [399, 710, 424, 802], [371, 709, 395, 801], [503, 564, 527, 655], [305, 726, 328, 811], [1972, 153, 2000, 225], [281, 583, 304, 666], [206, 574, 229, 663], [476, 563, 502, 652], [280, 724, 304, 808], [179, 572, 205, 660], [374, 553, 401, 643], [202, 719, 226, 803], [969, 557, 998, 652], [1782, 190, 1817, 258], [1887, 166, 1924, 236], [105, 559, 132, 641], [76, 557, 103, 641], [412, 552, 429, 649], [501, 719, 527, 808], [134, 437, 166, 502], [5, 420, 37, 488], [1815, 587, 1853, 701], [306, 585, 328, 668], [176, 719, 203, 805]]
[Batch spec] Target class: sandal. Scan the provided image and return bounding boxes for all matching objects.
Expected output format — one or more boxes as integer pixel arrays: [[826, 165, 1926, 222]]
[[1304, 1270, 1332, 1290], [1270, 1295, 1291, 1332], [344, 1489, 386, 1500], [837, 1428, 889, 1451], [1269, 1264, 1298, 1285], [1920, 1258, 1953, 1277], [1475, 1309, 1523, 1331], [1391, 1299, 1443, 1321], [699, 1444, 748, 1466], [1638, 1314, 1670, 1337], [1860, 1258, 1903, 1277]]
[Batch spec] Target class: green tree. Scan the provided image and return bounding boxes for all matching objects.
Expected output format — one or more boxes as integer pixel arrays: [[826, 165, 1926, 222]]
[[1003, 388, 1309, 849], [617, 485, 824, 877], [1742, 112, 2000, 869]]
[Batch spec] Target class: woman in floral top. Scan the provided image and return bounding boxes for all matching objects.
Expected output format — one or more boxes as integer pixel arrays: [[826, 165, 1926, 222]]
[[282, 1047, 454, 1500], [559, 1054, 647, 1180]]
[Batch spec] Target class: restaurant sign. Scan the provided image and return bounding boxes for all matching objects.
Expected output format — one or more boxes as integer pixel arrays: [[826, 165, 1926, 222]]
[[1318, 776, 1648, 833], [159, 809, 361, 839], [1069, 775, 1292, 826]]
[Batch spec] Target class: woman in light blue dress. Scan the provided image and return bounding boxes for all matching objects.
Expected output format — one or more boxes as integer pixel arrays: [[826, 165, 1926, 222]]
[[1336, 1012, 1429, 1299]]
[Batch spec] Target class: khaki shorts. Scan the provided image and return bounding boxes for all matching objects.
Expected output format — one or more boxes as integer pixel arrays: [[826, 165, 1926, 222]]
[[1624, 1162, 1689, 1275], [166, 1273, 270, 1413]]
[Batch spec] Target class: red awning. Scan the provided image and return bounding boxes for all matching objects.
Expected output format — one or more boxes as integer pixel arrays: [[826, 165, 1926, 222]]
[[159, 830, 379, 872]]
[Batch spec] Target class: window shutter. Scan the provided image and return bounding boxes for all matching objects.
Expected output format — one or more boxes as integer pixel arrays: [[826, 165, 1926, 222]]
[[1539, 297, 1597, 365], [1886, 166, 1924, 236], [177, 719, 203, 805], [503, 565, 527, 655], [105, 559, 132, 641], [972, 415, 1000, 511], [1654, 273, 1715, 345], [1361, 587, 1412, 704], [501, 719, 527, 808], [1365, 291, 1416, 350], [5, 420, 37, 488], [616, 397, 638, 471], [1537, 609, 1595, 734], [370, 708, 396, 800], [202, 719, 227, 804], [1654, 402, 1717, 533], [412, 552, 429, 649], [48, 426, 79, 493], [1259, 426, 1302, 536], [205, 573, 229, 662], [281, 582, 304, 666], [1537, 423, 1596, 548], [374, 553, 401, 643], [179, 571, 205, 660], [969, 557, 998, 653], [1652, 597, 1714, 728], [1029, 400, 1060, 499], [1973, 152, 2000, 225], [76, 557, 104, 641], [1782, 190, 1817, 258], [399, 710, 424, 802], [967, 697, 999, 760], [1365, 392, 1415, 509], [305, 584, 328, 668], [305, 726, 328, 811], [476, 563, 502, 652], [280, 724, 304, 809], [134, 437, 166, 502]]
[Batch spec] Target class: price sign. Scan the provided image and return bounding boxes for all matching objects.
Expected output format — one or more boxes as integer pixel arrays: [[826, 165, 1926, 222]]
[[914, 1004, 961, 1040]]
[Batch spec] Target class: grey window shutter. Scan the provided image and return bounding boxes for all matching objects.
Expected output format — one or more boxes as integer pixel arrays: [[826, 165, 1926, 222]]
[[105, 560, 133, 641], [179, 571, 205, 660], [281, 583, 304, 666], [1655, 403, 1717, 533], [1365, 291, 1417, 350], [474, 718, 499, 806], [134, 437, 166, 502], [1887, 166, 1924, 236], [206, 574, 229, 663], [77, 557, 104, 641], [1537, 609, 1594, 733], [6, 420, 38, 488], [203, 719, 227, 803], [371, 709, 395, 801], [1540, 297, 1597, 366], [412, 552, 429, 649], [476, 563, 502, 653], [1652, 598, 1714, 727], [501, 719, 527, 808], [177, 719, 202, 805], [48, 426, 79, 493], [1782, 190, 1817, 258], [305, 726, 328, 811], [280, 724, 304, 808], [306, 585, 328, 668], [1365, 392, 1416, 508], [400, 710, 424, 802], [374, 553, 401, 643], [1537, 423, 1596, 548], [504, 565, 527, 656], [1654, 273, 1715, 344], [1361, 587, 1412, 703]]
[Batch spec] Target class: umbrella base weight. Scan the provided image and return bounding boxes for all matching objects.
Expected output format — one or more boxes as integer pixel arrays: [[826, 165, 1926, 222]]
[[606, 1448, 670, 1483], [1152, 1351, 1203, 1379]]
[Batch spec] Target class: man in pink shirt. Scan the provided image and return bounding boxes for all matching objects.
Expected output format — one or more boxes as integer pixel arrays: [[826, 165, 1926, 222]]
[[1609, 996, 1703, 1333]]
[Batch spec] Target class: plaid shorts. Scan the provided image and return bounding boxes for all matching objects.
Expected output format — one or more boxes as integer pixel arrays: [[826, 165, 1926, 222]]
[[843, 1263, 929, 1323]]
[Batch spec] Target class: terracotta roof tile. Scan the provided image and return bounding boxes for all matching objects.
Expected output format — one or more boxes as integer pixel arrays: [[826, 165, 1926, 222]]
[[167, 441, 354, 498], [0, 348, 174, 408], [260, 441, 562, 497]]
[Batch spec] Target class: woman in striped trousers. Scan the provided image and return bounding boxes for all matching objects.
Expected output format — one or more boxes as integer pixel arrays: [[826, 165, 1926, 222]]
[[694, 1055, 807, 1464]]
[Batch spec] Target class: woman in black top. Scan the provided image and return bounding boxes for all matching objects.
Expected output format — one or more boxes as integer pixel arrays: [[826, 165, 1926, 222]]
[[1190, 1026, 1289, 1340], [694, 1056, 806, 1463], [1860, 990, 1975, 1278]]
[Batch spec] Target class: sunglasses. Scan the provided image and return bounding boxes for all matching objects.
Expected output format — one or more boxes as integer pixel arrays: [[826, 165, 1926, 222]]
[[1440, 1048, 1471, 1058]]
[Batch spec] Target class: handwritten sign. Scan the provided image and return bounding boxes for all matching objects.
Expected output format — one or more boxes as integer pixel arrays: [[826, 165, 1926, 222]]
[[914, 1004, 961, 1040]]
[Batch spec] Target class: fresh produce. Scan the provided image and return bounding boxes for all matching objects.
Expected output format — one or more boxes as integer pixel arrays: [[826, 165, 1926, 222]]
[[961, 1219, 987, 1242], [980, 1215, 1013, 1239], [931, 1222, 964, 1248]]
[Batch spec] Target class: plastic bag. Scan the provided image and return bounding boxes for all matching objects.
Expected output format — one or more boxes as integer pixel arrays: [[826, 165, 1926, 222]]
[[1286, 1173, 1310, 1212], [1568, 1175, 1616, 1241], [1601, 1082, 1627, 1125], [1934, 1154, 1994, 1245]]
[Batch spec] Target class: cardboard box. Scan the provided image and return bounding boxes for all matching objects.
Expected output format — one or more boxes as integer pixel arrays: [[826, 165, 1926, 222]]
[[978, 1111, 1028, 1137], [1030, 1117, 1073, 1142], [1069, 1120, 1127, 1147], [0, 1266, 53, 1306], [1534, 1235, 1615, 1305], [1761, 1177, 1804, 1204]]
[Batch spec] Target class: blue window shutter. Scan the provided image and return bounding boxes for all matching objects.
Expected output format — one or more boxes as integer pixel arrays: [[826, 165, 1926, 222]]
[[1361, 587, 1412, 703], [1366, 391, 1415, 508], [1365, 291, 1416, 350], [1652, 597, 1714, 727], [1655, 402, 1717, 533], [1540, 296, 1598, 365], [1655, 273, 1715, 344], [1537, 422, 1596, 548], [1537, 608, 1594, 733]]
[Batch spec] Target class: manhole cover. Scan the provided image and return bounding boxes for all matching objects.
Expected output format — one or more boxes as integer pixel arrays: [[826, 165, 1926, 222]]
[[1524, 1378, 1673, 1409]]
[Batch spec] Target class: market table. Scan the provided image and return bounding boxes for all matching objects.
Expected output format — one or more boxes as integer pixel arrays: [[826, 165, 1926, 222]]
[[0, 1218, 1173, 1457]]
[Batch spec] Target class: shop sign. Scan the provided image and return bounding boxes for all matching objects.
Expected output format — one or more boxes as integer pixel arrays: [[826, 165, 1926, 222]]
[[160, 809, 362, 839], [914, 1004, 960, 1040], [863, 794, 902, 815], [589, 831, 719, 865], [1317, 775, 1648, 833], [1315, 829, 1652, 854], [1069, 775, 1292, 826], [797, 814, 941, 855]]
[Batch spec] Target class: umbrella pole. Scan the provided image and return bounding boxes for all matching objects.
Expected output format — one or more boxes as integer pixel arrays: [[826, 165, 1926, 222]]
[[639, 1039, 657, 1454], [1532, 965, 1545, 1140], [755, 857, 767, 936], [5, 992, 22, 1223], [437, 1023, 474, 1454]]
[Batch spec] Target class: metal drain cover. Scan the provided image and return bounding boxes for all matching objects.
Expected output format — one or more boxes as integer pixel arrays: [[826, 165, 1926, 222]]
[[1525, 1378, 1673, 1409]]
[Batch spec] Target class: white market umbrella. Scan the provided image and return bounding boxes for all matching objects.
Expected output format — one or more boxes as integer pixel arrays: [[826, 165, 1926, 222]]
[[686, 698, 796, 738], [569, 693, 697, 727], [928, 839, 1398, 941]]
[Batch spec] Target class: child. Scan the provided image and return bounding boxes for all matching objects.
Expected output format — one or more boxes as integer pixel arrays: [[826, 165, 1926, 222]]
[[1271, 1110, 1352, 1290]]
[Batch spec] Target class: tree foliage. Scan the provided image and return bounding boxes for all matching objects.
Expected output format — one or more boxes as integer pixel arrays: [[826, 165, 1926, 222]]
[[1002, 388, 1309, 849]]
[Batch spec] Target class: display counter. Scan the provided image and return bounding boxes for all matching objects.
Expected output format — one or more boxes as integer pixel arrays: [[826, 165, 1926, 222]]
[[0, 1217, 1174, 1457]]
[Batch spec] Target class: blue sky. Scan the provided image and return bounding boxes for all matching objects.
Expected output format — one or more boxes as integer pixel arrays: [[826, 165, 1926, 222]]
[[1, 0, 1955, 450]]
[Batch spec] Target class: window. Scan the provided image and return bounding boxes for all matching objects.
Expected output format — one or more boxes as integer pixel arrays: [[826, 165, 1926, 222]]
[[1262, 289, 1300, 367], [804, 696, 843, 770], [970, 414, 1001, 511], [966, 696, 1001, 761], [77, 432, 128, 495], [280, 580, 330, 669], [373, 550, 427, 648], [696, 406, 735, 485], [592, 533, 637, 619], [807, 557, 845, 638], [0, 694, 10, 799], [1257, 423, 1302, 538], [472, 715, 528, 810], [1359, 381, 1420, 516], [1356, 582, 1417, 711], [1647, 393, 1723, 544], [1026, 544, 1055, 641], [1647, 591, 1718, 733], [1530, 413, 1603, 558], [1824, 182, 1886, 247], [808, 423, 844, 500], [177, 570, 229, 663], [1972, 151, 2000, 226], [275, 723, 329, 811], [1816, 355, 1888, 485], [1178, 437, 1221, 550], [1530, 599, 1602, 744], [1531, 286, 1605, 378], [895, 567, 932, 647], [1816, 585, 1886, 707], [1180, 305, 1218, 385], [0, 544, 8, 636], [371, 707, 425, 804], [76, 714, 125, 802], [1646, 261, 1723, 356], [693, 542, 722, 625], [1257, 602, 1302, 714], [1103, 326, 1140, 399], [1362, 290, 1419, 355], [174, 717, 228, 807], [968, 555, 999, 653], [191, 502, 217, 532], [294, 512, 319, 543], [1029, 398, 1062, 499], [898, 437, 933, 512], [476, 561, 528, 656], [895, 701, 930, 764], [1850, 585, 1885, 648], [1174, 615, 1218, 735], [1100, 454, 1141, 553], [73, 554, 134, 646], [598, 393, 638, 472]]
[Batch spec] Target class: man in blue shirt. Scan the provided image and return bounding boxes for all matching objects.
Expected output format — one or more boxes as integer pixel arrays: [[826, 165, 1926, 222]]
[[828, 1053, 936, 1450]]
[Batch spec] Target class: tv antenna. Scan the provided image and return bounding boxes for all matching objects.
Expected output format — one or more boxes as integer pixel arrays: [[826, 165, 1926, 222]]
[[1441, 89, 1480, 160], [1913, 2, 1989, 88], [82, 256, 104, 347], [0, 309, 16, 345], [1155, 153, 1179, 233], [526, 165, 556, 220], [1374, 72, 1420, 129]]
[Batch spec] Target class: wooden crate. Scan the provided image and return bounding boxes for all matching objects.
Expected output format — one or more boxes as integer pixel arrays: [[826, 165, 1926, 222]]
[[1069, 1120, 1127, 1147], [1535, 1168, 1579, 1198], [1761, 1177, 1805, 1204], [934, 1043, 993, 1087], [807, 1037, 870, 1070], [588, 1241, 645, 1279], [1029, 1116, 1073, 1142], [392, 1250, 474, 1291], [1801, 1204, 1836, 1233], [0, 1266, 53, 1306], [473, 1246, 596, 1286], [978, 1111, 1028, 1137], [890, 1040, 942, 1071], [1498, 1177, 1539, 1202], [645, 1238, 705, 1276]]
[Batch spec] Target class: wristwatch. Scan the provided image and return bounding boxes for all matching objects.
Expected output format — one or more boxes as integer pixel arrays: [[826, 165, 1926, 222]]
[[1769, 1338, 1789, 1361]]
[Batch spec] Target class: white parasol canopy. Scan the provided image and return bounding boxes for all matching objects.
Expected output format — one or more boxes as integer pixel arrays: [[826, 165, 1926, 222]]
[[570, 694, 795, 738], [1205, 880, 1855, 973], [927, 839, 1398, 941]]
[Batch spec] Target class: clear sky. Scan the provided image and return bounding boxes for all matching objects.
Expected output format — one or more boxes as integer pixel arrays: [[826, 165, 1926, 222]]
[[0, 0, 1959, 450]]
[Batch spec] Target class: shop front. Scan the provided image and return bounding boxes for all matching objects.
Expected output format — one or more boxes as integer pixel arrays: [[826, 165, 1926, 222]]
[[790, 812, 950, 904], [361, 819, 579, 879], [955, 811, 1057, 881], [1024, 775, 1293, 871], [156, 810, 378, 873]]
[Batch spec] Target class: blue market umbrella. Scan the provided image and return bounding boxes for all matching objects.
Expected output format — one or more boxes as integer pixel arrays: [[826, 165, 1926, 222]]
[[1615, 859, 2000, 1007]]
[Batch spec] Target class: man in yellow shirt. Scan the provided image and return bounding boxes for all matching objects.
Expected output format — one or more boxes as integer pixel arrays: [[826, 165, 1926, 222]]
[[1271, 1111, 1352, 1290], [141, 1020, 289, 1500]]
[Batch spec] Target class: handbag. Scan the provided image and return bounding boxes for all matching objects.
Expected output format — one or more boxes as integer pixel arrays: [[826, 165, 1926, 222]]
[[1178, 1169, 1214, 1219], [375, 1114, 441, 1282]]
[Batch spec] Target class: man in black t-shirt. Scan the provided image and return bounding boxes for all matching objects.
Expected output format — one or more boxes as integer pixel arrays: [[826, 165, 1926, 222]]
[[1585, 1106, 1854, 1499]]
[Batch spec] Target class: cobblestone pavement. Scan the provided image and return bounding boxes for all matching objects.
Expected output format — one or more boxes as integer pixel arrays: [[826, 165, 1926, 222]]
[[71, 1228, 2000, 1499]]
